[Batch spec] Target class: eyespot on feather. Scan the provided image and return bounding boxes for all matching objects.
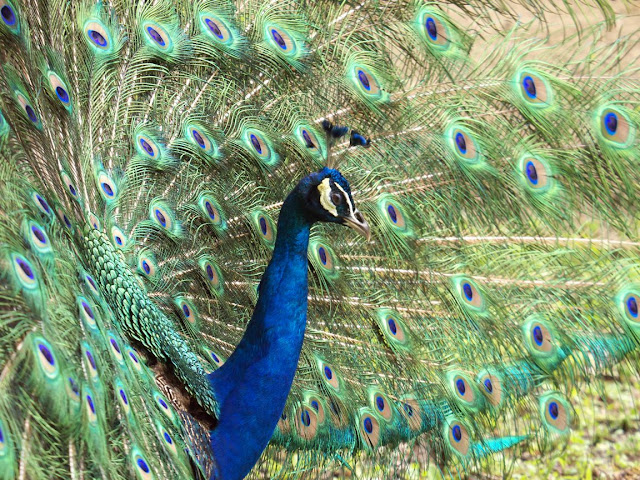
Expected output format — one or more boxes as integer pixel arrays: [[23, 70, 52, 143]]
[[516, 71, 552, 107], [31, 191, 52, 217], [445, 418, 471, 457], [447, 125, 480, 163], [77, 296, 98, 331], [0, 0, 20, 35], [11, 253, 38, 290], [522, 317, 556, 356], [451, 276, 486, 313], [294, 405, 318, 440], [131, 447, 155, 480], [83, 19, 112, 52], [476, 370, 503, 407], [399, 397, 422, 431], [142, 21, 173, 52], [518, 155, 553, 193], [357, 409, 381, 449], [540, 392, 571, 434], [199, 12, 234, 44], [47, 72, 72, 109], [135, 133, 161, 159], [265, 24, 298, 56], [243, 129, 277, 166], [596, 106, 635, 148], [97, 171, 118, 201], [316, 358, 341, 393], [61, 171, 80, 199], [416, 10, 451, 51], [251, 210, 276, 247], [368, 389, 393, 421], [32, 336, 59, 380]]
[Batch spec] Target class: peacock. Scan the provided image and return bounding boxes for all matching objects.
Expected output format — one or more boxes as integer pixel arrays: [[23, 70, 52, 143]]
[[0, 0, 639, 478]]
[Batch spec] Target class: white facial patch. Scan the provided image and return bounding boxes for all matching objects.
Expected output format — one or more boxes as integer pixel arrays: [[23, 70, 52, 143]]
[[318, 178, 338, 217], [334, 182, 354, 217]]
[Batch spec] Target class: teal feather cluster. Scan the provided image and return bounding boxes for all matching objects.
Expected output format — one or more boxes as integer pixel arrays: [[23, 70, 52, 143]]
[[0, 0, 639, 479]]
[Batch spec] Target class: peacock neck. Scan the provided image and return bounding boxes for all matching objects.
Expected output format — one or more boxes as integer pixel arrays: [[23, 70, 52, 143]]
[[208, 191, 312, 480]]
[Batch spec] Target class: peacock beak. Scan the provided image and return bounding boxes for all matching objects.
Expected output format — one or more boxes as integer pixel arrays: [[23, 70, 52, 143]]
[[343, 210, 371, 241]]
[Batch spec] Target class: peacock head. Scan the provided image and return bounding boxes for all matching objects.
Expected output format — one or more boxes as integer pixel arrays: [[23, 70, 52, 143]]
[[299, 167, 370, 240]]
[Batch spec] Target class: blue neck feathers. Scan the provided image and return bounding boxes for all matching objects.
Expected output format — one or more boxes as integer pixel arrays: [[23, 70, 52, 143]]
[[208, 188, 312, 480]]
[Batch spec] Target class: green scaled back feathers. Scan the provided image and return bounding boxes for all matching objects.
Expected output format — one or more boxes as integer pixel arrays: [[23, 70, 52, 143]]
[[1, 0, 640, 479]]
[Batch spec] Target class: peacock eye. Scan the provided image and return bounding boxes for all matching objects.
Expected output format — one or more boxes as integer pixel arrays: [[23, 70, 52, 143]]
[[330, 192, 343, 206]]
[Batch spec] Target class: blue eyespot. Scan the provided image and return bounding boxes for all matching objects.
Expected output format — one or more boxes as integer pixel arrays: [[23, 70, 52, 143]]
[[25, 105, 38, 123], [302, 130, 314, 148], [271, 29, 286, 49], [68, 377, 80, 395], [158, 397, 168, 409], [403, 403, 414, 416], [301, 410, 311, 426], [250, 134, 262, 154], [137, 458, 150, 473], [483, 378, 493, 393], [455, 132, 467, 154], [1, 5, 16, 26], [388, 318, 397, 335], [456, 378, 466, 395], [206, 264, 214, 280], [376, 396, 385, 411], [142, 260, 150, 274], [56, 86, 69, 103], [363, 417, 373, 433], [604, 112, 618, 135], [627, 296, 638, 318], [192, 129, 205, 148], [35, 194, 50, 213], [452, 424, 462, 442], [462, 283, 473, 301], [38, 344, 55, 365], [16, 256, 34, 279], [311, 400, 319, 411], [87, 394, 95, 413], [31, 225, 46, 243], [548, 401, 559, 419], [63, 215, 72, 228], [324, 366, 333, 380], [163, 432, 173, 444], [318, 247, 327, 265], [259, 217, 268, 235], [88, 30, 107, 47], [357, 70, 370, 90], [182, 304, 191, 317], [82, 301, 94, 319], [155, 209, 166, 227], [210, 351, 220, 363], [205, 201, 216, 220], [525, 161, 538, 184], [129, 351, 139, 363], [147, 26, 165, 46], [110, 339, 121, 353], [119, 389, 128, 405], [532, 325, 543, 346], [86, 351, 96, 370], [205, 19, 223, 39], [140, 138, 155, 156], [425, 17, 437, 40], [522, 76, 536, 98], [115, 235, 122, 245], [387, 204, 397, 223], [102, 182, 114, 196]]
